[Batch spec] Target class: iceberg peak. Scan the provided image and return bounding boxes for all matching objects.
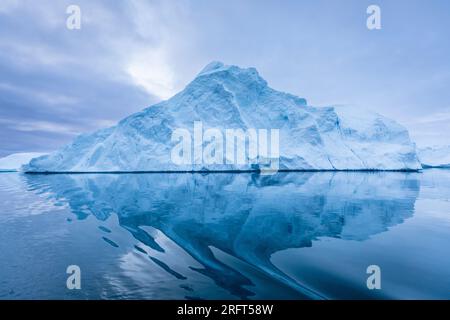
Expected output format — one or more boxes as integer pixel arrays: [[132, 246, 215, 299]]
[[196, 61, 264, 82], [192, 61, 268, 97], [198, 61, 228, 76]]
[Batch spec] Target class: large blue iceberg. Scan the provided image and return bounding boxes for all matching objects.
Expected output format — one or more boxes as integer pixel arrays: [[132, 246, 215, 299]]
[[24, 62, 421, 172]]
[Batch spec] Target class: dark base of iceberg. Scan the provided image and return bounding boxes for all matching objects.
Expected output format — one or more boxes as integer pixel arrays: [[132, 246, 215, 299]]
[[421, 164, 450, 169], [24, 168, 421, 174]]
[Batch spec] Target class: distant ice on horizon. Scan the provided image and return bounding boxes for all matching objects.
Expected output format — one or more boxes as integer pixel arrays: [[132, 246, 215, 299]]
[[0, 152, 47, 172], [418, 145, 450, 168]]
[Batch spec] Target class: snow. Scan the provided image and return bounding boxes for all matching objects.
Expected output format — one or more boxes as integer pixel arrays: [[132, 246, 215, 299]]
[[0, 152, 47, 172], [418, 146, 450, 168], [24, 62, 421, 172]]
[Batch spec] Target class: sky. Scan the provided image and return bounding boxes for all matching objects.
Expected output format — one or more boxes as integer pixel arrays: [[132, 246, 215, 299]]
[[0, 0, 449, 157]]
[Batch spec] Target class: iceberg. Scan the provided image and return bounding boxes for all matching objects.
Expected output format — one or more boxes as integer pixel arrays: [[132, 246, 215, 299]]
[[418, 145, 450, 168], [24, 62, 421, 172], [0, 152, 47, 172]]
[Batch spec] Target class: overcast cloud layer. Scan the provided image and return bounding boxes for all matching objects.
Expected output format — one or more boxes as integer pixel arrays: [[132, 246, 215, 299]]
[[0, 0, 449, 156]]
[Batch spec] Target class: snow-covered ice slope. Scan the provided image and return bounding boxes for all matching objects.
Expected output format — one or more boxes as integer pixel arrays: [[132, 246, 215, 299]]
[[418, 146, 450, 168], [0, 153, 47, 171], [24, 62, 421, 172]]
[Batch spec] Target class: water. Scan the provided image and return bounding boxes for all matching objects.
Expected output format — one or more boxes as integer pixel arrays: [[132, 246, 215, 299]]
[[0, 170, 449, 300]]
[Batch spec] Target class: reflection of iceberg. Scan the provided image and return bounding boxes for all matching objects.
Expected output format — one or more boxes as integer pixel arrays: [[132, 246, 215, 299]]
[[24, 171, 419, 299]]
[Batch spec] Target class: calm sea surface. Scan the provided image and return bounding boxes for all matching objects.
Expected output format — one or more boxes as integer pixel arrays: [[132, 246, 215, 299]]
[[0, 170, 449, 299]]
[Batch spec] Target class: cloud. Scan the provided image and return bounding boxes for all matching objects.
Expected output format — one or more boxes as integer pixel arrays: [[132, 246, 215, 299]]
[[405, 109, 450, 125], [0, 41, 77, 69], [1, 0, 450, 155], [0, 0, 195, 99], [0, 0, 19, 14], [0, 0, 197, 155], [109, 0, 195, 99], [0, 117, 117, 136], [126, 47, 176, 100], [0, 119, 81, 135], [0, 82, 78, 106]]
